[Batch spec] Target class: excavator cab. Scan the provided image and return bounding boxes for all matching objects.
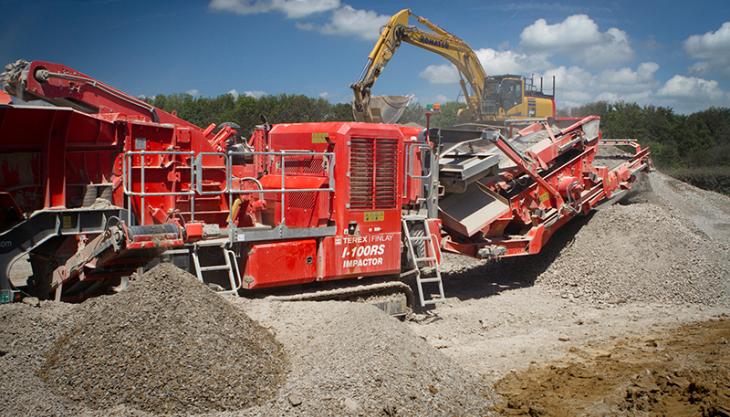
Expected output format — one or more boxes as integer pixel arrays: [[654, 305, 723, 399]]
[[482, 75, 556, 122], [482, 76, 522, 118]]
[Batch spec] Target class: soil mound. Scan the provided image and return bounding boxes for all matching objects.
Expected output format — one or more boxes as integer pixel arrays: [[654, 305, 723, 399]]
[[493, 319, 730, 416], [537, 202, 730, 305], [39, 263, 287, 414]]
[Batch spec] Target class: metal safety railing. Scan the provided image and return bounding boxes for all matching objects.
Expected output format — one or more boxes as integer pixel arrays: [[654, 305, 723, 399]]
[[122, 150, 195, 225], [123, 149, 336, 239], [403, 142, 434, 203], [223, 150, 335, 238]]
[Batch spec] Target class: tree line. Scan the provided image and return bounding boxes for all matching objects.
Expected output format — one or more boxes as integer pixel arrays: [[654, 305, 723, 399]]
[[150, 94, 729, 193], [560, 102, 729, 169], [149, 93, 464, 135], [563, 102, 729, 194], [150, 93, 353, 131]]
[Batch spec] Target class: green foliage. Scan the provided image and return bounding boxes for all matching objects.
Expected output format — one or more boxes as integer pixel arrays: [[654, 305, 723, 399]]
[[399, 101, 465, 127], [150, 93, 353, 135], [566, 101, 730, 170], [150, 92, 467, 133], [151, 93, 728, 192]]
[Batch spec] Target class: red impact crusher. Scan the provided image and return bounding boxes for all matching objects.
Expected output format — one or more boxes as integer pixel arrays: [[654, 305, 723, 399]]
[[0, 60, 650, 310]]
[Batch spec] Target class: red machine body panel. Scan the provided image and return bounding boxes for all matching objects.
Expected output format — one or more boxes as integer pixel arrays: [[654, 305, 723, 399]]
[[242, 239, 318, 288], [0, 59, 650, 306], [0, 105, 119, 215], [239, 122, 417, 288], [440, 117, 651, 259], [322, 232, 402, 279]]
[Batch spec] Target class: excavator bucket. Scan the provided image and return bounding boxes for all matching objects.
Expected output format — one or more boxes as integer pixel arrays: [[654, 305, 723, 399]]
[[354, 95, 412, 124]]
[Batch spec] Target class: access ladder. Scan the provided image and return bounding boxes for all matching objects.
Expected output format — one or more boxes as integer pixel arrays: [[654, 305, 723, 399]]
[[402, 215, 446, 307], [190, 240, 242, 295]]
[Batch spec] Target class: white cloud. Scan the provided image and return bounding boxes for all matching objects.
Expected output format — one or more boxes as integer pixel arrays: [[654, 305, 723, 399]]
[[520, 14, 633, 66], [227, 89, 239, 99], [595, 62, 659, 98], [684, 22, 730, 58], [684, 21, 730, 75], [298, 5, 389, 40], [543, 66, 593, 90], [419, 64, 460, 84], [244, 90, 267, 98], [521, 14, 602, 49], [545, 68, 729, 113], [419, 48, 551, 84], [417, 44, 663, 110], [477, 48, 551, 75], [186, 89, 200, 97], [318, 91, 329, 98], [654, 75, 730, 113], [540, 65, 593, 107], [539, 63, 661, 108], [209, 0, 339, 19], [599, 62, 658, 86], [657, 75, 725, 101], [594, 90, 652, 103]]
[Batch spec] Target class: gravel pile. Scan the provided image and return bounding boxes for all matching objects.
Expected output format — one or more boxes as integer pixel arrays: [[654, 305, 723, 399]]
[[0, 302, 79, 416], [536, 202, 730, 305], [39, 263, 288, 414], [1, 269, 491, 416], [234, 300, 494, 416]]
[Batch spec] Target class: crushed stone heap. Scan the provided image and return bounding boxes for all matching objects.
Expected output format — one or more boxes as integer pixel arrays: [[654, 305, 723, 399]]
[[236, 300, 494, 416], [537, 202, 730, 306], [39, 263, 288, 414]]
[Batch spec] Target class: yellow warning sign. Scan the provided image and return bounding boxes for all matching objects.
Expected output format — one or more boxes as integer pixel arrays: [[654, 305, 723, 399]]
[[364, 211, 384, 222], [312, 132, 329, 143]]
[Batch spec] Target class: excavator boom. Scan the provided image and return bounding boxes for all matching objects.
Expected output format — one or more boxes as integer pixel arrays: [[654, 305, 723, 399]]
[[352, 9, 556, 124], [352, 9, 485, 122]]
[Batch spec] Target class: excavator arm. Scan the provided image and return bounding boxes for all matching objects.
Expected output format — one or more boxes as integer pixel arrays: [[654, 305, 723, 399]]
[[351, 9, 486, 122]]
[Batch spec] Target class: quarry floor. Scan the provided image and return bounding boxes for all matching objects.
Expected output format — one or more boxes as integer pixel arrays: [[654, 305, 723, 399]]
[[2, 171, 729, 416]]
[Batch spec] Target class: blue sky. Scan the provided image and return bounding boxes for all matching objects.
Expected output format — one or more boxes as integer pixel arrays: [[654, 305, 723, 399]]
[[2, 0, 730, 113]]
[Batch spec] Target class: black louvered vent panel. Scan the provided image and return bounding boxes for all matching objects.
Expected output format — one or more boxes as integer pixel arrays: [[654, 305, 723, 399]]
[[374, 139, 397, 209], [349, 138, 397, 210], [349, 138, 374, 210]]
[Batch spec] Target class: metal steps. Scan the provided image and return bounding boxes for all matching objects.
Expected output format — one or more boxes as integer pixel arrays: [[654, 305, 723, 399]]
[[402, 216, 445, 307], [190, 244, 241, 295]]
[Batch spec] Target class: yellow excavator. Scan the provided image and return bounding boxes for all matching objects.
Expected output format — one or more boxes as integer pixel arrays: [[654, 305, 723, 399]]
[[351, 9, 556, 124]]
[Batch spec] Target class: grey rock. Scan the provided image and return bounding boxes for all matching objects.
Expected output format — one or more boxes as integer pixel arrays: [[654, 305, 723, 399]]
[[344, 397, 360, 413], [288, 393, 303, 407], [21, 297, 40, 307]]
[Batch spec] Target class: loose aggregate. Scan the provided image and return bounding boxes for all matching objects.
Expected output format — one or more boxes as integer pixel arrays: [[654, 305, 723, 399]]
[[39, 264, 288, 414]]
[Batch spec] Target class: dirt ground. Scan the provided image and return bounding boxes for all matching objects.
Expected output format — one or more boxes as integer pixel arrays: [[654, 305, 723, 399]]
[[405, 172, 730, 415], [492, 318, 730, 416], [410, 173, 728, 376], [1, 173, 728, 416]]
